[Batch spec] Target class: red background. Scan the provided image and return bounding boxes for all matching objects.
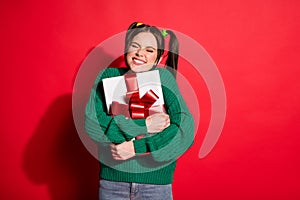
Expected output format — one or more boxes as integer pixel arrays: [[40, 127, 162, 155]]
[[1, 0, 300, 199]]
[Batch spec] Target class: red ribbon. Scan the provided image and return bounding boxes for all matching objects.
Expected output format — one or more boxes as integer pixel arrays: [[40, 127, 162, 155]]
[[111, 73, 164, 119], [109, 73, 165, 156], [129, 89, 159, 119]]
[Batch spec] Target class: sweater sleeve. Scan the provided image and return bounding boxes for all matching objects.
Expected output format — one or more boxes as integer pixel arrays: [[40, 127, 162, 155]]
[[84, 68, 148, 144], [133, 69, 195, 162]]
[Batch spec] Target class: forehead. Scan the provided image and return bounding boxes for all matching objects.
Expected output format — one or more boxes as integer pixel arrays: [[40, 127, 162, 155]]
[[131, 32, 157, 48]]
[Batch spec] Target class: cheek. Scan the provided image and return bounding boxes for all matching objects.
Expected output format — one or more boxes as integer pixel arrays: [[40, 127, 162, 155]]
[[125, 53, 132, 64], [149, 54, 158, 63]]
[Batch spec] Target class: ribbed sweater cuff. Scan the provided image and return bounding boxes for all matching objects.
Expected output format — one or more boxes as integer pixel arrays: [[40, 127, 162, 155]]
[[133, 138, 148, 154], [99, 162, 176, 185]]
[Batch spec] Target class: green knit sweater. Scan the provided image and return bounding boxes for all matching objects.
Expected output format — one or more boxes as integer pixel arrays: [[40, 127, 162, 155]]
[[85, 67, 194, 185]]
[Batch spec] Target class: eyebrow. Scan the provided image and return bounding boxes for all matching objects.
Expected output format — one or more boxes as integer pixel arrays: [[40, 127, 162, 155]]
[[131, 42, 156, 50]]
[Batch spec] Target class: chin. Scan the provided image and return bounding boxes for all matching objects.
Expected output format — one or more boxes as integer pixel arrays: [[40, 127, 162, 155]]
[[132, 69, 145, 73], [130, 65, 152, 73]]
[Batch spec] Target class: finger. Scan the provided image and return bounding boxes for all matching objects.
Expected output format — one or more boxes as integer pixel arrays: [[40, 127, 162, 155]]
[[166, 123, 170, 128], [112, 153, 125, 160], [112, 151, 120, 157], [161, 113, 170, 118], [112, 155, 121, 160], [110, 149, 117, 155], [110, 146, 119, 154], [114, 157, 124, 161], [111, 149, 117, 155], [166, 115, 170, 122], [161, 112, 169, 116], [166, 119, 170, 127]]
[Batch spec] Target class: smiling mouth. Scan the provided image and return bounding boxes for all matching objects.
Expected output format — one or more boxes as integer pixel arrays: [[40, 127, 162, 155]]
[[132, 58, 146, 65]]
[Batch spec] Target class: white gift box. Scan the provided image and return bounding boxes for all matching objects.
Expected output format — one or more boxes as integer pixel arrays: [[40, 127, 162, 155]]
[[102, 70, 165, 116]]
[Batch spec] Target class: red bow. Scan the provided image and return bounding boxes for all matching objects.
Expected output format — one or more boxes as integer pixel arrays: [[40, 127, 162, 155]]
[[110, 73, 163, 119], [109, 73, 165, 156]]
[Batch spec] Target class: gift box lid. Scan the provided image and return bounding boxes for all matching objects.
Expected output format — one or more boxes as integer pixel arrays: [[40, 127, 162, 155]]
[[102, 70, 164, 113]]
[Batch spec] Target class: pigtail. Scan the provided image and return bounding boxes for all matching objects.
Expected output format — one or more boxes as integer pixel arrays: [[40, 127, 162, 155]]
[[165, 30, 179, 76]]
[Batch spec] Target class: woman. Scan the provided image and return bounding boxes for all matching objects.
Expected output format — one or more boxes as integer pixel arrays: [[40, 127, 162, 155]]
[[85, 22, 194, 200]]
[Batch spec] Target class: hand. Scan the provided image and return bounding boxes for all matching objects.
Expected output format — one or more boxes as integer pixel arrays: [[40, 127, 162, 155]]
[[110, 141, 135, 160], [146, 113, 170, 133]]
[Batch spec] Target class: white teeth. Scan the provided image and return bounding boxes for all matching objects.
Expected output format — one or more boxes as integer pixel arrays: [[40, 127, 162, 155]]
[[133, 58, 145, 64]]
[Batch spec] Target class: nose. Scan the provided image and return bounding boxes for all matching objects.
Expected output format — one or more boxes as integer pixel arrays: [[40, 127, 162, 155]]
[[135, 48, 145, 57]]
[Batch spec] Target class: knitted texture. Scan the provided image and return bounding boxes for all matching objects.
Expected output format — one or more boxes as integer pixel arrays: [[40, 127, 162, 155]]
[[85, 67, 194, 184]]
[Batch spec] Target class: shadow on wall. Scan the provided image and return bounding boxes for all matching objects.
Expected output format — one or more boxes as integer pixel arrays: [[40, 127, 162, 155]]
[[22, 94, 99, 200], [22, 44, 129, 199]]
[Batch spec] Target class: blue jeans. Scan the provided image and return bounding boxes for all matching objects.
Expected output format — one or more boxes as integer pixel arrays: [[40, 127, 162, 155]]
[[99, 180, 173, 200]]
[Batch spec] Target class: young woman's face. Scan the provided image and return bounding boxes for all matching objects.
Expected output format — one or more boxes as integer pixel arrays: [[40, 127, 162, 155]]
[[126, 32, 159, 73]]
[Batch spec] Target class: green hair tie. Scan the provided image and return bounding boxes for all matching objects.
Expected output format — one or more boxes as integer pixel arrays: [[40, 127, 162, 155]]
[[161, 29, 168, 37]]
